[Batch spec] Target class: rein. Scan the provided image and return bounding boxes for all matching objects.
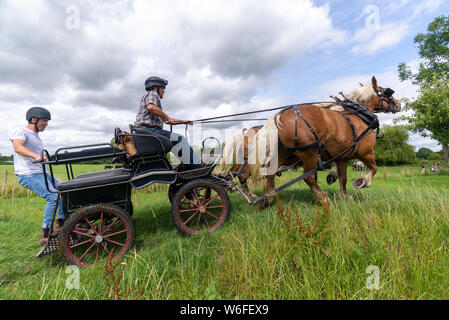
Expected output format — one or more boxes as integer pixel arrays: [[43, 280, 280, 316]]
[[191, 101, 337, 124]]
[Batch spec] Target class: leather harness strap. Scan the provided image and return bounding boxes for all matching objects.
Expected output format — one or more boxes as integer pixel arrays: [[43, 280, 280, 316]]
[[278, 101, 379, 164]]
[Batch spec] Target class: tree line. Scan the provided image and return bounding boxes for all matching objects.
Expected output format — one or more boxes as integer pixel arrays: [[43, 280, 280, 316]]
[[374, 125, 444, 166]]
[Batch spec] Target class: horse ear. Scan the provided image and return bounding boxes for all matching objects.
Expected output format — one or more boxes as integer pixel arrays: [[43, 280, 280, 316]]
[[359, 82, 364, 87], [371, 76, 378, 87]]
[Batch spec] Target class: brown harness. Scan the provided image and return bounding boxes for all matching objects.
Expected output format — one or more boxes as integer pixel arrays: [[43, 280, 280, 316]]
[[276, 100, 380, 169]]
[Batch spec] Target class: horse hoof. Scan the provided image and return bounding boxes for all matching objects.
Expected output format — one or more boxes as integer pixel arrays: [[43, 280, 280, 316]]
[[248, 193, 258, 200], [256, 198, 271, 210], [341, 193, 354, 201], [352, 177, 366, 189], [326, 172, 338, 185]]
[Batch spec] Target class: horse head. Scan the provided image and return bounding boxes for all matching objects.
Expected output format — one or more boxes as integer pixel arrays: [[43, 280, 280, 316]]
[[345, 76, 401, 113]]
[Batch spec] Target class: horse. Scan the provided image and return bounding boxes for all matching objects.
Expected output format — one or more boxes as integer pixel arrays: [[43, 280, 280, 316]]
[[248, 76, 401, 208], [218, 126, 262, 201], [219, 125, 302, 202]]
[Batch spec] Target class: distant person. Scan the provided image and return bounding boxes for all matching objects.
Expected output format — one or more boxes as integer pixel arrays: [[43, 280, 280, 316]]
[[436, 161, 440, 171], [134, 76, 201, 169], [10, 107, 67, 246], [430, 166, 436, 172], [421, 162, 426, 174]]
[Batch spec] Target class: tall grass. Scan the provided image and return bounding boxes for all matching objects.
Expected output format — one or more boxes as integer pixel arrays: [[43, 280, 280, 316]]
[[0, 164, 448, 299]]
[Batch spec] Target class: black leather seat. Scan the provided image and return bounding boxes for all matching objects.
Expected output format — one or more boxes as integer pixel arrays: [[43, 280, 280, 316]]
[[57, 168, 131, 192], [131, 128, 172, 156]]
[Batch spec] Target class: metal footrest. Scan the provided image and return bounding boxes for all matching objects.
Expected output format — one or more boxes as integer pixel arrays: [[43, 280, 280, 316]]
[[35, 234, 61, 258], [35, 233, 79, 258]]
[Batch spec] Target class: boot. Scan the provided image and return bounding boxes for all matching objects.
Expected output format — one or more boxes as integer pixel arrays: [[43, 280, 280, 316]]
[[54, 219, 65, 233], [40, 228, 50, 247]]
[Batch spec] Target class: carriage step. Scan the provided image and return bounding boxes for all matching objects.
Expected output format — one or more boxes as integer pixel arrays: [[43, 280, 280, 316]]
[[35, 234, 60, 258], [35, 233, 78, 258]]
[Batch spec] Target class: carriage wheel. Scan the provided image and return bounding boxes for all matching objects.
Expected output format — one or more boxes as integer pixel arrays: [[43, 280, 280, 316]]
[[168, 183, 182, 204], [58, 204, 135, 267], [172, 179, 230, 236]]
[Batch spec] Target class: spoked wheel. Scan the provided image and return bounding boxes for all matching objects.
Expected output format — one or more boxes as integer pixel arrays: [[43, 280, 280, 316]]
[[58, 204, 135, 267], [172, 178, 230, 235], [168, 183, 182, 204]]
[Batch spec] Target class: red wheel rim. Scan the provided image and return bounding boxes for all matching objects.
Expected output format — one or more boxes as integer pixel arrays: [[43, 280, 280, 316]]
[[65, 209, 131, 266], [176, 185, 227, 234]]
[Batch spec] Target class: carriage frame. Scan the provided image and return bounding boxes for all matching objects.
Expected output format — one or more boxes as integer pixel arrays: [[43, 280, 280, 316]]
[[35, 127, 232, 267]]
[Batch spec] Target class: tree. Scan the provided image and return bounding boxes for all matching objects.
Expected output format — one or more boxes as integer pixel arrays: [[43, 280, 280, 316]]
[[397, 15, 449, 166], [428, 152, 443, 161], [395, 76, 449, 165], [375, 125, 417, 166], [416, 147, 433, 159]]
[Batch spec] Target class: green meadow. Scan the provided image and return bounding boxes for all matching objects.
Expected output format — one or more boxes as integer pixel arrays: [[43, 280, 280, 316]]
[[0, 164, 448, 299]]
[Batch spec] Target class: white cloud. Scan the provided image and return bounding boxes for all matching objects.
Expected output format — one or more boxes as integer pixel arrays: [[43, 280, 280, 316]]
[[308, 65, 440, 151], [349, 0, 446, 56], [0, 0, 347, 155], [410, 0, 446, 20], [350, 22, 411, 55]]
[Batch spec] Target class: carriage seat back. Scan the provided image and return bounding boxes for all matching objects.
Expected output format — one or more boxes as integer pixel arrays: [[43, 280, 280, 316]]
[[130, 128, 172, 157]]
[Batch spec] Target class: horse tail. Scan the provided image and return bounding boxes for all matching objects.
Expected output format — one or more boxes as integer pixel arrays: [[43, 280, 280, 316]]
[[248, 114, 280, 181], [218, 129, 246, 174]]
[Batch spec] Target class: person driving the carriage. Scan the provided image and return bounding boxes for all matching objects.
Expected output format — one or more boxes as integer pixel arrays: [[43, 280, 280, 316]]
[[10, 107, 68, 246], [134, 76, 201, 170]]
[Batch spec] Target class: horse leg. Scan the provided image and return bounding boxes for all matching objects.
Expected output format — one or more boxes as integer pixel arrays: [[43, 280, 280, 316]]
[[238, 167, 257, 200], [254, 173, 278, 210], [353, 152, 377, 189], [256, 152, 292, 209], [228, 163, 257, 200], [298, 151, 329, 204], [336, 161, 353, 200]]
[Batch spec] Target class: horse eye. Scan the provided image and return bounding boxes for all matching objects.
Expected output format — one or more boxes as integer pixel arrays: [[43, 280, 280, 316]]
[[384, 88, 394, 98]]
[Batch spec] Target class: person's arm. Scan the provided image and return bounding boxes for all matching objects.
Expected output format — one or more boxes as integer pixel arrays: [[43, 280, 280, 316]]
[[146, 104, 192, 125], [12, 139, 46, 161]]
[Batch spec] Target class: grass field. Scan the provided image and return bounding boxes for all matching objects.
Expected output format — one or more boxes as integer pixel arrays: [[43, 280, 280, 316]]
[[0, 164, 448, 300]]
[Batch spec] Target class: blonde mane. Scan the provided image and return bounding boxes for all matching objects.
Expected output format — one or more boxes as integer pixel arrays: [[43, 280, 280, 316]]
[[343, 83, 376, 103], [311, 83, 376, 112]]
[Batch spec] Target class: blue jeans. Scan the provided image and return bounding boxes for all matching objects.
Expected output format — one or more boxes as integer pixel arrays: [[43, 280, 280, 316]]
[[16, 173, 67, 229], [143, 127, 201, 167]]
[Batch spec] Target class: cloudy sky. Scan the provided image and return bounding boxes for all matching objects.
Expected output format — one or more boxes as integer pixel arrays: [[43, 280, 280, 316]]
[[1, 0, 448, 156]]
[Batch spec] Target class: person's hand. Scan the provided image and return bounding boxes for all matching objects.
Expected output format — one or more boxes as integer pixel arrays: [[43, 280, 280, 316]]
[[166, 118, 192, 125], [165, 117, 176, 125], [33, 154, 48, 162]]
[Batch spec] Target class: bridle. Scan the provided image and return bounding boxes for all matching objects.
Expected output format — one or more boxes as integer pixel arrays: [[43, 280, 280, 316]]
[[372, 87, 400, 113]]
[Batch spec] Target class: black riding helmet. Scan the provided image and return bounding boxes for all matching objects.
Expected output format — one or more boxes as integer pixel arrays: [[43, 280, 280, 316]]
[[26, 107, 51, 122], [26, 107, 51, 132], [145, 76, 168, 91]]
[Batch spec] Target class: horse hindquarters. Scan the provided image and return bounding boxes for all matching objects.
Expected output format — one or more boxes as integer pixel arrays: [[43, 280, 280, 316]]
[[277, 106, 329, 203]]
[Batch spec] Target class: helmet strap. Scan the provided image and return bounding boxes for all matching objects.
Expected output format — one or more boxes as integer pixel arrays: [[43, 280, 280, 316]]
[[31, 118, 41, 132], [155, 87, 162, 98]]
